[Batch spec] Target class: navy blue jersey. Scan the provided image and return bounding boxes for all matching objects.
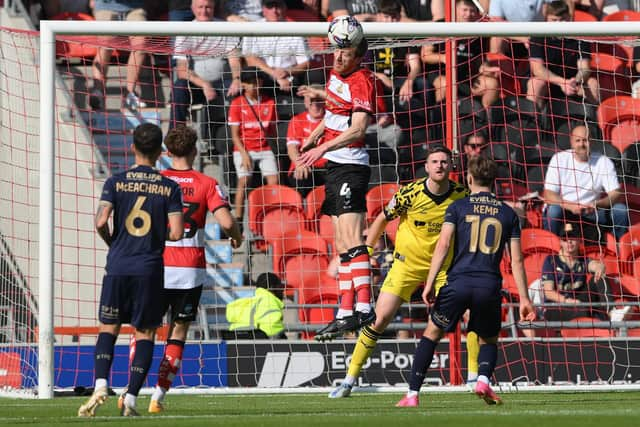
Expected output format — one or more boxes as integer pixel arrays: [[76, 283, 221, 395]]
[[100, 165, 183, 276], [444, 191, 520, 281]]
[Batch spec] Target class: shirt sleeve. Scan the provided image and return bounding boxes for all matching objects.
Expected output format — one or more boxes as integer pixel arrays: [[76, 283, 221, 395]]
[[351, 72, 375, 114], [207, 178, 231, 213], [600, 156, 620, 193], [100, 177, 115, 205], [544, 154, 561, 193]]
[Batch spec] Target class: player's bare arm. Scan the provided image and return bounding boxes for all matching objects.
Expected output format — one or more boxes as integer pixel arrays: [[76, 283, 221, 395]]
[[422, 222, 455, 304], [95, 202, 113, 246], [509, 238, 536, 322], [167, 212, 184, 241], [214, 207, 243, 248], [300, 119, 325, 153], [298, 111, 369, 167]]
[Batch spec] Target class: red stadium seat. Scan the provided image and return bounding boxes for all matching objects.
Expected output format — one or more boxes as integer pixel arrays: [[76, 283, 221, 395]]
[[559, 317, 614, 338], [283, 254, 331, 293], [384, 217, 400, 245], [620, 274, 640, 296], [618, 224, 640, 275], [366, 183, 399, 224], [602, 10, 640, 22], [271, 229, 329, 276], [261, 209, 307, 247], [304, 185, 325, 231], [51, 12, 98, 59], [298, 276, 340, 338], [524, 252, 548, 284], [597, 96, 640, 152], [520, 228, 560, 255], [589, 52, 631, 101], [248, 184, 304, 239], [486, 52, 521, 98], [573, 10, 598, 21]]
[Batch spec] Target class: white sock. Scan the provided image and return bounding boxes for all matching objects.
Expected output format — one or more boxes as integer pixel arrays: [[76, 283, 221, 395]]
[[478, 375, 490, 385], [406, 390, 418, 398], [95, 378, 107, 390], [124, 393, 137, 409], [151, 386, 166, 402], [355, 302, 371, 313], [336, 309, 353, 319], [343, 375, 356, 386], [467, 372, 478, 383]]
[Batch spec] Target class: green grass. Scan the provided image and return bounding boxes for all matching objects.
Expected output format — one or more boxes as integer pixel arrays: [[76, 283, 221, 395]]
[[1, 391, 639, 426]]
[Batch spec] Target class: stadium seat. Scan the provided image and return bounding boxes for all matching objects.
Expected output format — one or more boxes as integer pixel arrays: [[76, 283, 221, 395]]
[[298, 276, 339, 326], [283, 253, 331, 295], [609, 120, 640, 155], [520, 228, 560, 255], [316, 214, 335, 253], [620, 274, 640, 296], [304, 185, 325, 231], [248, 184, 304, 239], [385, 217, 400, 245], [559, 317, 614, 338], [618, 223, 640, 275], [597, 96, 640, 148], [524, 252, 548, 285], [271, 229, 329, 276], [261, 208, 307, 247], [51, 12, 98, 59], [486, 52, 521, 98], [366, 183, 399, 224], [602, 10, 640, 22], [589, 52, 631, 102], [573, 10, 598, 21]]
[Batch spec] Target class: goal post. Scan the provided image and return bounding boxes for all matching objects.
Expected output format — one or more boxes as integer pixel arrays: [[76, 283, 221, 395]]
[[13, 18, 640, 399]]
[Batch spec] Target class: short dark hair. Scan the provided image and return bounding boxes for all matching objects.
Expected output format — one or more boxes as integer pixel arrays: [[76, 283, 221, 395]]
[[354, 37, 369, 58], [133, 123, 163, 157], [546, 0, 570, 18], [164, 125, 198, 157], [464, 131, 487, 145], [255, 272, 285, 299], [457, 0, 479, 11], [378, 0, 402, 17], [467, 156, 497, 187], [426, 144, 452, 160]]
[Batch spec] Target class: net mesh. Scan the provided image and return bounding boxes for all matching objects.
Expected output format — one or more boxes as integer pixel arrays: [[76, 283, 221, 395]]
[[2, 21, 640, 394]]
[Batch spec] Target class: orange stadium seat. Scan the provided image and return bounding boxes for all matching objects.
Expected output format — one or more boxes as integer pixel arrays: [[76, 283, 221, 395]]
[[52, 12, 98, 59], [620, 274, 640, 296], [618, 224, 640, 275], [366, 183, 399, 224], [603, 10, 640, 22], [304, 185, 325, 231], [589, 52, 631, 102], [486, 52, 521, 98], [597, 96, 640, 151], [283, 254, 331, 294], [271, 229, 329, 276], [261, 209, 307, 248], [573, 10, 598, 21], [559, 317, 614, 338], [524, 252, 548, 284], [520, 228, 560, 255], [610, 120, 640, 155], [298, 276, 339, 338], [248, 184, 304, 238]]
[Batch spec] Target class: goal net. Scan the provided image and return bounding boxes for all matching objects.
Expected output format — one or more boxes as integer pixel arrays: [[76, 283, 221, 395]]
[[2, 17, 640, 398]]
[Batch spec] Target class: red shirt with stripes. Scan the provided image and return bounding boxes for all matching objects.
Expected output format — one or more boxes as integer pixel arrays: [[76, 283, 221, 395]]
[[228, 95, 276, 152]]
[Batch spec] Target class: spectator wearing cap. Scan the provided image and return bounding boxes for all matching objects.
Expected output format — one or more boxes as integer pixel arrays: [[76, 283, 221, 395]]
[[539, 221, 621, 322], [228, 67, 279, 225], [543, 124, 629, 241], [226, 272, 286, 338], [170, 0, 243, 154], [241, 0, 314, 94]]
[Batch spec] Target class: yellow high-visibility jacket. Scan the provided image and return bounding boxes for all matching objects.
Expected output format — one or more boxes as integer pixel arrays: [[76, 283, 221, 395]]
[[226, 288, 284, 337]]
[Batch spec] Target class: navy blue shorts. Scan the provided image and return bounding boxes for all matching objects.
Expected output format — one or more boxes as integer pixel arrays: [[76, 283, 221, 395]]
[[430, 278, 502, 338], [99, 273, 167, 330], [165, 285, 203, 323], [321, 161, 369, 216]]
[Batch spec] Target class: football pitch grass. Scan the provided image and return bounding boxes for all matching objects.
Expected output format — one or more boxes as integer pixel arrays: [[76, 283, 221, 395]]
[[1, 390, 639, 426]]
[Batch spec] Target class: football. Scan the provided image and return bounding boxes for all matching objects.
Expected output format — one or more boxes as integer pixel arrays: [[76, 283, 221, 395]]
[[327, 15, 364, 48]]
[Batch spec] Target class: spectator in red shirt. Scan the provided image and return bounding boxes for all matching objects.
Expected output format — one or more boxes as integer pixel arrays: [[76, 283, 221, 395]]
[[228, 67, 279, 224], [287, 84, 327, 196]]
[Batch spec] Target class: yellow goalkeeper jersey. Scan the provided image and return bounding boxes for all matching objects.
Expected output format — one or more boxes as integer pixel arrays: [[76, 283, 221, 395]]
[[384, 178, 468, 273]]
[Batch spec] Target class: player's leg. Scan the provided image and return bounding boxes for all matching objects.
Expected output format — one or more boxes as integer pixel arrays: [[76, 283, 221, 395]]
[[123, 9, 148, 111], [78, 275, 124, 417], [329, 291, 405, 398], [232, 151, 253, 223], [120, 274, 166, 416], [469, 286, 503, 405], [466, 330, 480, 389], [338, 212, 372, 320], [397, 283, 467, 407], [150, 286, 202, 412]]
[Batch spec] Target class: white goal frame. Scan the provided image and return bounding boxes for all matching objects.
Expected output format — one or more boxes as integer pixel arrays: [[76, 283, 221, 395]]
[[37, 19, 640, 399]]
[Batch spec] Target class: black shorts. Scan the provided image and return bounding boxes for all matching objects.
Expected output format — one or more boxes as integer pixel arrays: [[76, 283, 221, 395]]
[[99, 273, 167, 330], [321, 161, 370, 216], [165, 285, 203, 323], [431, 278, 502, 338]]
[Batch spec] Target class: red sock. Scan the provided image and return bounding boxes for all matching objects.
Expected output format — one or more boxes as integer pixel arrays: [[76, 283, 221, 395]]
[[350, 250, 371, 307], [156, 340, 184, 391], [338, 253, 354, 312]]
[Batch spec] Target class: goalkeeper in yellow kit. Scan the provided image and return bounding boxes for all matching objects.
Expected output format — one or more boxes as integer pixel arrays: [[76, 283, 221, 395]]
[[329, 144, 471, 398]]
